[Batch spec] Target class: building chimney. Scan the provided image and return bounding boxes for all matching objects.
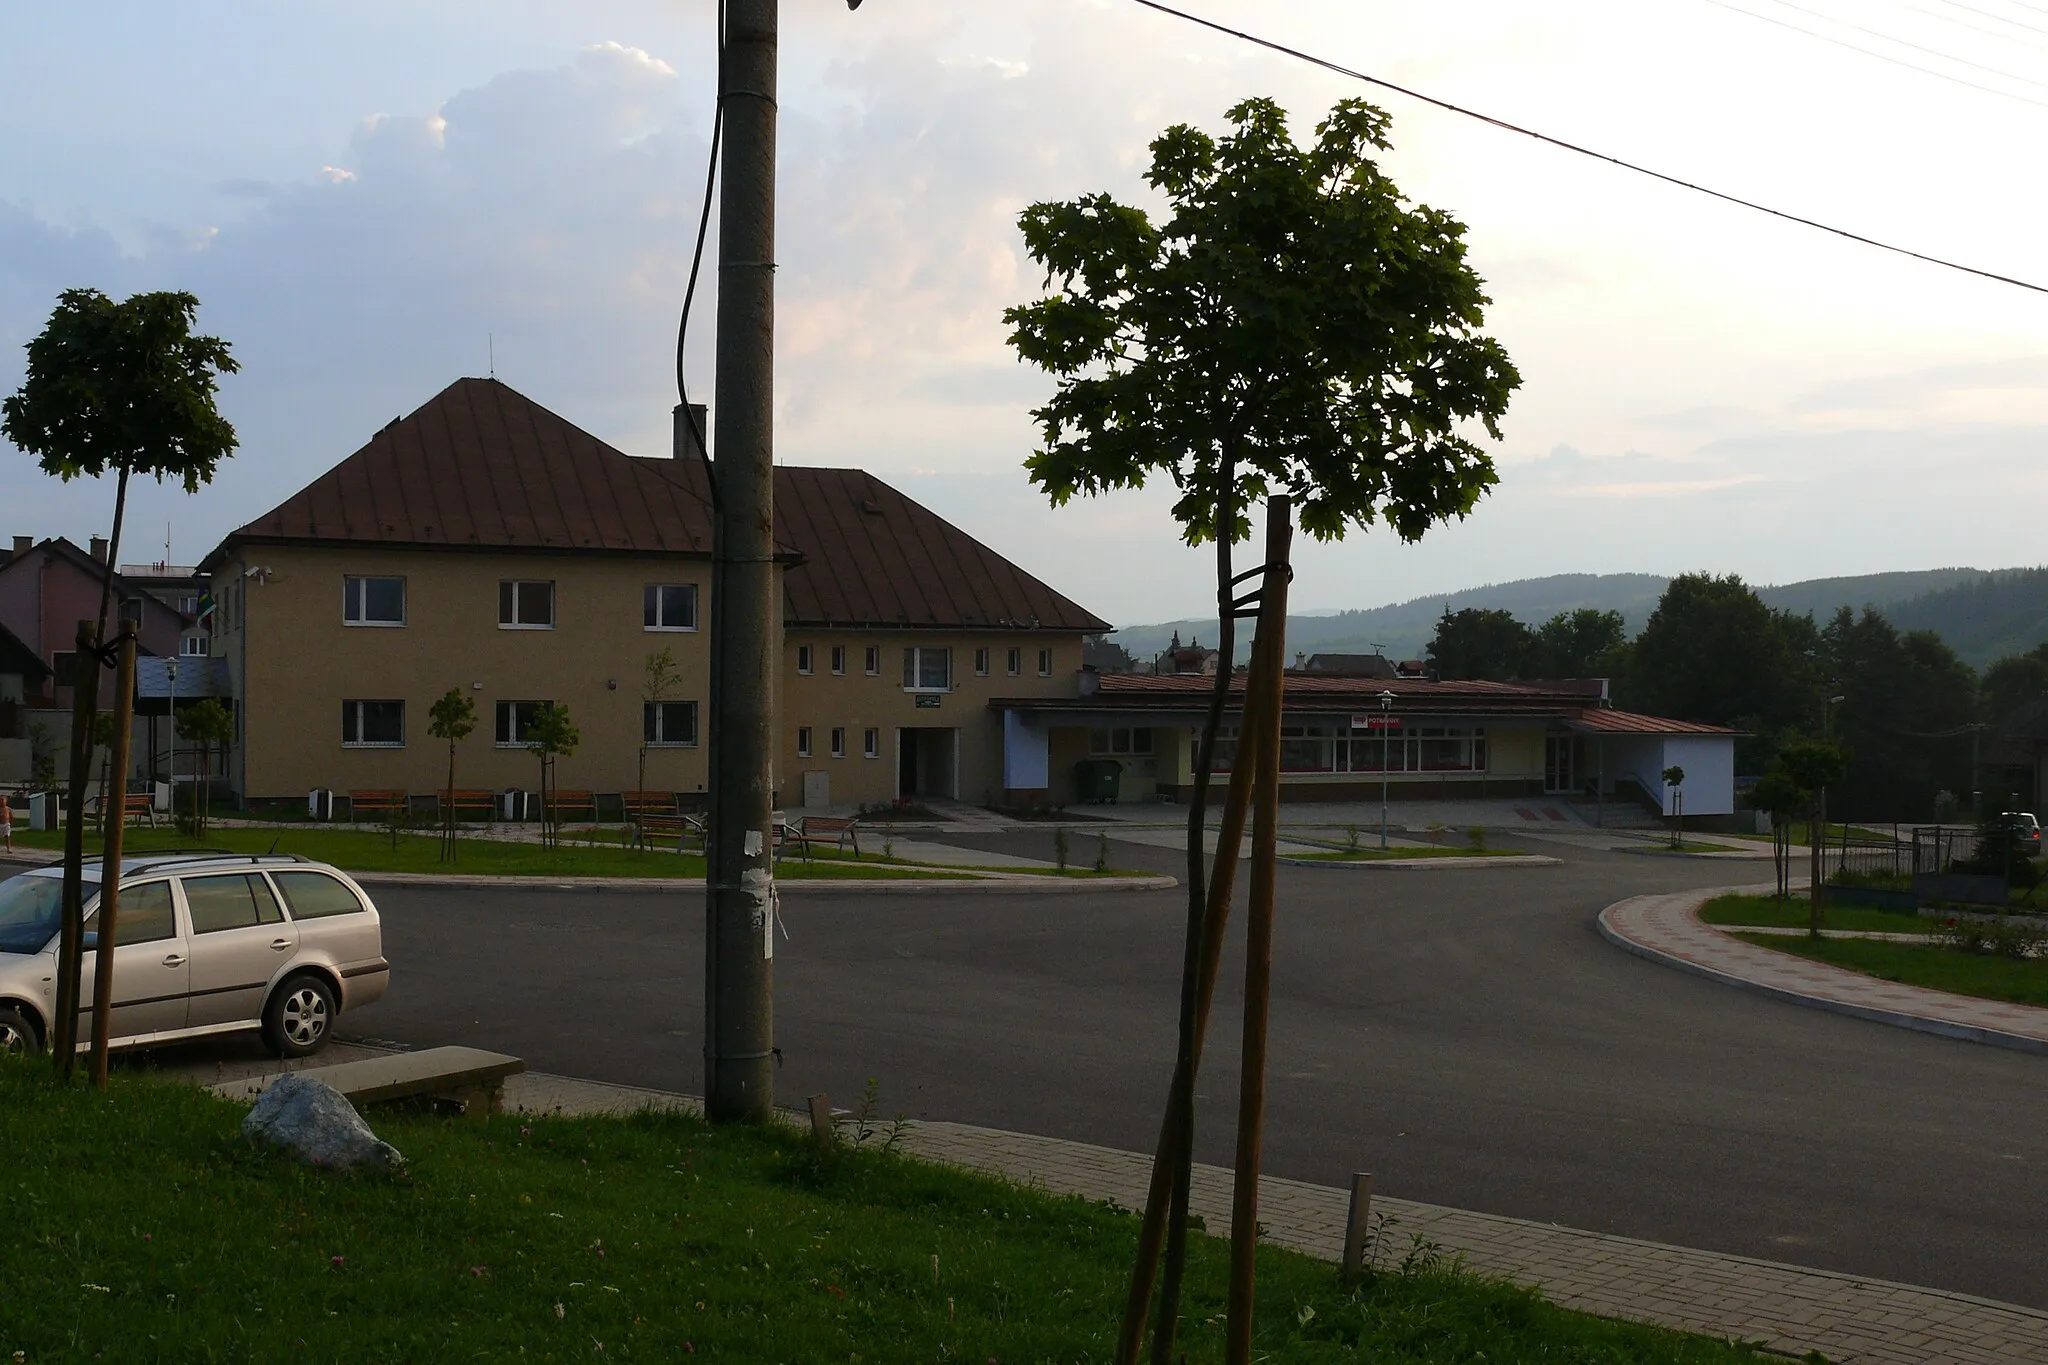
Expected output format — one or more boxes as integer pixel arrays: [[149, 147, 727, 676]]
[[90, 536, 108, 563], [672, 403, 708, 463], [10, 536, 29, 555]]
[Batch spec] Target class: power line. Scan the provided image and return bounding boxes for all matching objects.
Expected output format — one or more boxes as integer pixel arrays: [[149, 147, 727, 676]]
[[1916, 0, 2048, 47], [1125, 0, 2048, 296], [1705, 0, 2048, 101]]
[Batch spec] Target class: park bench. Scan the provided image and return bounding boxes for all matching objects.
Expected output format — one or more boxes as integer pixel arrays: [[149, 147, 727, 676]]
[[547, 789, 598, 824], [212, 1046, 525, 1120], [348, 789, 408, 824], [634, 811, 705, 853], [90, 790, 158, 830], [436, 788, 495, 823], [791, 814, 862, 859]]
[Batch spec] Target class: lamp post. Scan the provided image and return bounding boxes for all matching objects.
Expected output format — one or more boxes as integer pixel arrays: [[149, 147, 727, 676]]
[[1378, 689, 1394, 850], [1820, 688, 1844, 870]]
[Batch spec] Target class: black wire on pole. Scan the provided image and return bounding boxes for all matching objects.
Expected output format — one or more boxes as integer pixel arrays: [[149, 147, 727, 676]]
[[1125, 0, 2048, 296], [679, 0, 726, 510]]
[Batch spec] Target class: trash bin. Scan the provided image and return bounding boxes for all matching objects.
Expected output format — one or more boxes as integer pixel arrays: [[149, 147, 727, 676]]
[[1073, 757, 1123, 804]]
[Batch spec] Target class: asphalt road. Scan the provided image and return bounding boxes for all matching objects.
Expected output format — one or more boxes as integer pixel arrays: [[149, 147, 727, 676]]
[[339, 832, 2048, 1308]]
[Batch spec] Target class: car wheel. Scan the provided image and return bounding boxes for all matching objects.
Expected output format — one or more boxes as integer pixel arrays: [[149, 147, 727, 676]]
[[263, 975, 337, 1059], [0, 1005, 44, 1056]]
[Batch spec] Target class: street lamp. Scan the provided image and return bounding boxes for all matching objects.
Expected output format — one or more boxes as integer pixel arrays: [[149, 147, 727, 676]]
[[1378, 689, 1395, 850]]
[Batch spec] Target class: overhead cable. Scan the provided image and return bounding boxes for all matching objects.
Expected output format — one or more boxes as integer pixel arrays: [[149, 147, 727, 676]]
[[1125, 0, 2048, 296]]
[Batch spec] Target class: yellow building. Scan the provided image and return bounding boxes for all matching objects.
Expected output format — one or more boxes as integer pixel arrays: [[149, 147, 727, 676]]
[[202, 378, 1107, 812]]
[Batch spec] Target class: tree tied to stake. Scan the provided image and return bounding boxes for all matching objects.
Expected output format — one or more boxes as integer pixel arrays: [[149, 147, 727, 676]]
[[3, 287, 237, 1079], [1005, 95, 1518, 1365], [428, 689, 478, 862]]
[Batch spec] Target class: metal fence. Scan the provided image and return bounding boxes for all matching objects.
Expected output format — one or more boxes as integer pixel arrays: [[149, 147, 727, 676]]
[[1817, 826, 1981, 882]]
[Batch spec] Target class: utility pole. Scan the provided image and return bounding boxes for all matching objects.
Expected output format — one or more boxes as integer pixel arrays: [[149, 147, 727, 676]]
[[705, 0, 779, 1124]]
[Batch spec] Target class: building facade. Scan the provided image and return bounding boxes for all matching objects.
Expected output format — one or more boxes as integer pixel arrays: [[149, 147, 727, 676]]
[[203, 379, 1106, 810]]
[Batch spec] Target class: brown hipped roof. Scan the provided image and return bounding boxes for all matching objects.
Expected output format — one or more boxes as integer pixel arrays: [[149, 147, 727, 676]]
[[208, 377, 1111, 634], [768, 466, 1110, 633], [212, 378, 718, 558]]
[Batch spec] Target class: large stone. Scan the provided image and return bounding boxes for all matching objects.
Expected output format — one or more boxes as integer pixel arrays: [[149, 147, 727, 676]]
[[242, 1072, 405, 1172]]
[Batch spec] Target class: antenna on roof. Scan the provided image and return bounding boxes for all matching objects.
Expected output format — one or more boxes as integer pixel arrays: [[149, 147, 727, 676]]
[[488, 333, 495, 379]]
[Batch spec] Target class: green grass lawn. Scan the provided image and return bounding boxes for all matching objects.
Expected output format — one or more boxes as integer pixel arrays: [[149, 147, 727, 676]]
[[8, 826, 957, 882], [1288, 846, 1527, 861], [1731, 933, 2048, 1009], [0, 1063, 1765, 1363], [1701, 893, 1930, 935]]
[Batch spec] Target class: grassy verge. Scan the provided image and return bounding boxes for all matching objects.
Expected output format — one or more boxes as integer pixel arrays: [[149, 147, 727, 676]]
[[1288, 846, 1527, 861], [0, 1064, 1764, 1363], [1701, 893, 1928, 935], [6, 826, 958, 882], [1731, 933, 2048, 1008]]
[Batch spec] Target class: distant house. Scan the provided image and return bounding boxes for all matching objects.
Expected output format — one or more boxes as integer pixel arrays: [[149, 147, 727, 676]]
[[201, 378, 1108, 809], [1156, 632, 1220, 676], [1301, 652, 1397, 679]]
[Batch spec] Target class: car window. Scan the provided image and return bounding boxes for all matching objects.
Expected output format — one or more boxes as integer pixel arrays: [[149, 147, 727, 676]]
[[270, 871, 365, 920], [181, 874, 286, 934], [0, 873, 69, 955], [82, 881, 176, 946]]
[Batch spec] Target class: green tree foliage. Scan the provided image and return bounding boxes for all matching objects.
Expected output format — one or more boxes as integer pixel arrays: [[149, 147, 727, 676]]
[[1820, 608, 1976, 820], [1622, 572, 1820, 742], [1426, 607, 1535, 680], [1777, 739, 1847, 935], [527, 703, 581, 850], [427, 689, 477, 863], [1745, 767, 1807, 899], [1534, 608, 1626, 678], [1004, 95, 1519, 1364], [173, 699, 234, 835], [1982, 643, 2048, 723]]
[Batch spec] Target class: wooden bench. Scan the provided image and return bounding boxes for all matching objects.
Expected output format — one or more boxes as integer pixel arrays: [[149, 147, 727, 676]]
[[436, 788, 495, 822], [211, 1045, 525, 1120], [547, 789, 597, 823], [792, 815, 861, 859], [348, 789, 408, 823], [90, 790, 158, 830], [634, 811, 704, 853]]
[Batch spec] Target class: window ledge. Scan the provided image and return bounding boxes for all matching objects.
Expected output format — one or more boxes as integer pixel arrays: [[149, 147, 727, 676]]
[[342, 742, 405, 750], [647, 741, 699, 749], [644, 625, 699, 633], [498, 623, 555, 631], [343, 620, 407, 629], [902, 687, 952, 694]]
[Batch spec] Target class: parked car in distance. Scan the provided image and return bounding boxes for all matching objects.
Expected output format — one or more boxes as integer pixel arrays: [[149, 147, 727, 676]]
[[0, 853, 388, 1058], [1995, 811, 2042, 858]]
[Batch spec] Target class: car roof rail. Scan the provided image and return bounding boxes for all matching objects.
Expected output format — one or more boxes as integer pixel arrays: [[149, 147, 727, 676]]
[[121, 851, 313, 876]]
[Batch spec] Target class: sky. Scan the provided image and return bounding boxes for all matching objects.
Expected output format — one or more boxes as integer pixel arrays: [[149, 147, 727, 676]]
[[2, 0, 2045, 627]]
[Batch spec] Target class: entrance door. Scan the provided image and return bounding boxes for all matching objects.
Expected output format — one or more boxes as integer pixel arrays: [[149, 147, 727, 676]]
[[897, 728, 960, 799], [1544, 736, 1574, 794], [898, 729, 918, 799]]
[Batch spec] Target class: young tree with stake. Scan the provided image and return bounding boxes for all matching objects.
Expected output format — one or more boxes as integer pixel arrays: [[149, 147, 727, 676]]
[[639, 645, 681, 818], [1778, 740, 1847, 936], [1006, 96, 1518, 1365], [3, 287, 237, 1077], [527, 703, 580, 850], [428, 689, 477, 862], [175, 699, 233, 837], [1662, 764, 1687, 849]]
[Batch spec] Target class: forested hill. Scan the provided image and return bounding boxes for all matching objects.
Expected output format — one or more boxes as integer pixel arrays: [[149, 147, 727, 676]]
[[1112, 566, 2045, 669]]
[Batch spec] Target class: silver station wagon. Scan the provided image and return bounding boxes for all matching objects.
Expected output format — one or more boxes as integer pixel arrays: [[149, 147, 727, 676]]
[[0, 853, 389, 1058]]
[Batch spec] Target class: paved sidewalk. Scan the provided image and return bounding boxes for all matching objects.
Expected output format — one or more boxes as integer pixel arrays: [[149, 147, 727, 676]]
[[172, 1045, 2048, 1363], [1600, 885, 2048, 1055]]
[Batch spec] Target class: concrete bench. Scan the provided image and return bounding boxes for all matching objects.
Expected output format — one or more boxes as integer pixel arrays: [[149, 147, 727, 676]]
[[212, 1045, 525, 1119]]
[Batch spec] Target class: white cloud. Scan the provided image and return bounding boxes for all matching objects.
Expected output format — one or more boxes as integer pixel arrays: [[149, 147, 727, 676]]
[[318, 165, 356, 183]]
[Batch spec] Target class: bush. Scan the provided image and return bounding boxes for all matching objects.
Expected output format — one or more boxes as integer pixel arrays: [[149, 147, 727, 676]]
[[1928, 914, 2048, 960]]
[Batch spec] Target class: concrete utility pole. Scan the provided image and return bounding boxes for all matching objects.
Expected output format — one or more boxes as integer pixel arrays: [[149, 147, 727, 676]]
[[705, 0, 779, 1123]]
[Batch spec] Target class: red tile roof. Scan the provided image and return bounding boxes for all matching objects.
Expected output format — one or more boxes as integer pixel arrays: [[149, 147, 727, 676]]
[[207, 378, 1112, 634], [1563, 708, 1738, 736]]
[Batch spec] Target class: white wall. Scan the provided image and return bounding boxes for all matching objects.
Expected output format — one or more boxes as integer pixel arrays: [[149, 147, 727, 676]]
[[1661, 735, 1735, 816]]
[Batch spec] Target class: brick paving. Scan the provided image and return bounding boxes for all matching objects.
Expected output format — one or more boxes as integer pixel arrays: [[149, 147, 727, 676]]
[[166, 1044, 2046, 1364], [1599, 884, 2048, 1055]]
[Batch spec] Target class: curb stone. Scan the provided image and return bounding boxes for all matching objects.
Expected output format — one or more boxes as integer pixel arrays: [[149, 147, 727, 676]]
[[1277, 853, 1563, 870]]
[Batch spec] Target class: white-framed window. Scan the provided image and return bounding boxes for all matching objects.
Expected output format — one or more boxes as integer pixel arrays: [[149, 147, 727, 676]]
[[1090, 726, 1154, 757], [494, 699, 550, 746], [830, 726, 846, 758], [180, 635, 210, 657], [864, 645, 880, 675], [830, 645, 846, 675], [644, 584, 698, 631], [341, 699, 404, 747], [797, 726, 813, 758], [499, 580, 555, 629], [902, 646, 951, 692], [863, 727, 880, 759], [644, 700, 699, 746], [797, 644, 814, 675], [344, 575, 406, 626], [974, 648, 990, 676], [176, 594, 199, 616], [1005, 647, 1022, 676], [1038, 648, 1053, 676]]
